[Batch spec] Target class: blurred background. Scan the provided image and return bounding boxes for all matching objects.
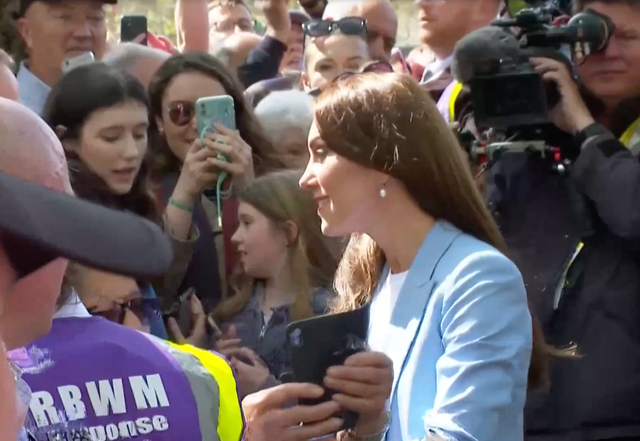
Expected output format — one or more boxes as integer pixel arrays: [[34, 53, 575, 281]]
[[0, 0, 422, 53]]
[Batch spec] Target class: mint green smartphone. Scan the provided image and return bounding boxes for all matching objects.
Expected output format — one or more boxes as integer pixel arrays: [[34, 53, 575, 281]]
[[195, 95, 236, 162]]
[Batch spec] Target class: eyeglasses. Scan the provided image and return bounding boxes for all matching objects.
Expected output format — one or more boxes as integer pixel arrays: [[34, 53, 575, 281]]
[[167, 101, 196, 127], [90, 297, 160, 325], [307, 59, 394, 97], [302, 16, 367, 38]]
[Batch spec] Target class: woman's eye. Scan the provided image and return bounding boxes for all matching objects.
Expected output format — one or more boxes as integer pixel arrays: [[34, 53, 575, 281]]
[[133, 132, 147, 141], [102, 136, 119, 143]]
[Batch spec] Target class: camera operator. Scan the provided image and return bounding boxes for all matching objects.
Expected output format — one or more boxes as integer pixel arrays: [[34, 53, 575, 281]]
[[519, 1, 640, 440]]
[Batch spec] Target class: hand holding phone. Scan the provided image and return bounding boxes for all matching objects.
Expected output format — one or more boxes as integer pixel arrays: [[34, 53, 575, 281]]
[[121, 15, 148, 45]]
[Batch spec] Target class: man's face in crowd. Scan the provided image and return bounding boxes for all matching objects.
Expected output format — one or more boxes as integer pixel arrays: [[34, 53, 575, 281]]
[[18, 0, 108, 75], [282, 22, 305, 71], [577, 2, 640, 104], [417, 0, 494, 53], [209, 2, 254, 47], [360, 0, 397, 61], [302, 34, 370, 91]]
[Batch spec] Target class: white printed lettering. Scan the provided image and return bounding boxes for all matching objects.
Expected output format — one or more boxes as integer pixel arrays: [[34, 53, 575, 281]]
[[152, 415, 169, 431], [105, 424, 119, 440], [30, 391, 59, 427], [89, 425, 106, 441], [136, 417, 153, 435], [118, 420, 137, 438], [86, 379, 126, 416], [58, 385, 87, 421], [129, 374, 169, 410]]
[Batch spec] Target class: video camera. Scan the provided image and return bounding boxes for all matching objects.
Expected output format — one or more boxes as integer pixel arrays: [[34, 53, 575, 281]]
[[452, 0, 615, 167]]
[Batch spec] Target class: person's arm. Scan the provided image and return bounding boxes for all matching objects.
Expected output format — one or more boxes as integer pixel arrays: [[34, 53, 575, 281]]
[[425, 251, 532, 441], [571, 132, 640, 240], [175, 0, 209, 53], [237, 0, 291, 88]]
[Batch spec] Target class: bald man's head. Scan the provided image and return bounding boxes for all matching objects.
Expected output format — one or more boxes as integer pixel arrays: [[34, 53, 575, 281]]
[[214, 32, 263, 70], [103, 43, 171, 90], [0, 98, 71, 350], [323, 0, 397, 60]]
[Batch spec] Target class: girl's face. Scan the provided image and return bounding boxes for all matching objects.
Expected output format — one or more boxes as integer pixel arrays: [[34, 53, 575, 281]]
[[231, 202, 292, 279], [156, 72, 227, 163], [72, 100, 149, 195], [75, 267, 150, 333]]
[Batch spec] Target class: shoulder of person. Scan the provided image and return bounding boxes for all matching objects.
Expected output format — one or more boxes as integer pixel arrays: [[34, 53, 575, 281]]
[[434, 232, 525, 306]]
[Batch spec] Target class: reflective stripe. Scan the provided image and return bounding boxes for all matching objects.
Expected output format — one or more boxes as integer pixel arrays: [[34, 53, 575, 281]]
[[620, 116, 640, 148], [170, 343, 244, 441], [448, 81, 464, 123], [559, 119, 640, 300]]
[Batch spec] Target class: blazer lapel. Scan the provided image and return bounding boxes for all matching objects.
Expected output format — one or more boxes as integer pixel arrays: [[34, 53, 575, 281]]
[[383, 220, 463, 398]]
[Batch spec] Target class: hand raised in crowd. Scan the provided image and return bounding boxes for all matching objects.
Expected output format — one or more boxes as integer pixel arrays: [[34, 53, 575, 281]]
[[212, 324, 243, 358], [261, 0, 292, 43], [530, 57, 596, 135], [166, 294, 208, 348], [228, 347, 273, 397], [324, 351, 394, 438], [243, 383, 344, 441]]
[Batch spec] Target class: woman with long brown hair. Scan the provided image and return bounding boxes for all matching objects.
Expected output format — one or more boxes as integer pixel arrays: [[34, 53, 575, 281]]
[[299, 72, 540, 441]]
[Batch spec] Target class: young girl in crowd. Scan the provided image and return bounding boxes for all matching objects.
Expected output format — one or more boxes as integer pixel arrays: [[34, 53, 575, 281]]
[[147, 52, 283, 317], [211, 170, 341, 397], [42, 62, 199, 339]]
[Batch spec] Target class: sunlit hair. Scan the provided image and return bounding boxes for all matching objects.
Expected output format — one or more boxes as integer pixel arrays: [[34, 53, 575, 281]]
[[213, 170, 341, 322], [147, 51, 283, 177], [314, 72, 552, 391]]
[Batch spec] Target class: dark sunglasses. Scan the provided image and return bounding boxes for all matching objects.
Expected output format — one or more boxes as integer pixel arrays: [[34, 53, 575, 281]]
[[303, 16, 367, 38], [90, 297, 160, 325], [167, 101, 196, 127], [307, 60, 394, 97]]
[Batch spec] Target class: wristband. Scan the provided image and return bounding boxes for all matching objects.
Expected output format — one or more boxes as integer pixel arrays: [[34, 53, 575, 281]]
[[168, 197, 194, 213]]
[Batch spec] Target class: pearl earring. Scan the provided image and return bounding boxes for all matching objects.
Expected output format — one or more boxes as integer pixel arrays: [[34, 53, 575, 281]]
[[379, 187, 387, 198]]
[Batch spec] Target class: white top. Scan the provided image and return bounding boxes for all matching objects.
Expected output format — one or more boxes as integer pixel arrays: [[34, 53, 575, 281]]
[[368, 270, 409, 352], [420, 55, 453, 84], [54, 290, 91, 319]]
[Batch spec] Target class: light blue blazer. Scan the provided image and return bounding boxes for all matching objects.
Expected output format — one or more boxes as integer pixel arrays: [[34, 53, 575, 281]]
[[368, 220, 531, 441]]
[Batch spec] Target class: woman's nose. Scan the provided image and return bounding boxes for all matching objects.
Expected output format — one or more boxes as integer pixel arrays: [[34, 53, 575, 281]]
[[299, 164, 316, 189]]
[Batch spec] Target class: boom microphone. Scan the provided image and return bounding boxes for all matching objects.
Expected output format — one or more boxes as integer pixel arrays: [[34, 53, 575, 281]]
[[451, 27, 527, 85]]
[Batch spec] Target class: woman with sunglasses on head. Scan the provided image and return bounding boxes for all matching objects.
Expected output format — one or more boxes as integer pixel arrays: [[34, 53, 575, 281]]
[[301, 17, 393, 96], [294, 73, 547, 441], [148, 52, 283, 336]]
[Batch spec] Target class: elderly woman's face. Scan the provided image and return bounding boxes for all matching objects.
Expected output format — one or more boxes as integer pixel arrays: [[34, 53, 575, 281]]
[[274, 127, 311, 169]]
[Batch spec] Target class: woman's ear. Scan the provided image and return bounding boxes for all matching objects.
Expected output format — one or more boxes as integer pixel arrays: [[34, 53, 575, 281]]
[[155, 116, 165, 136], [301, 71, 311, 91], [283, 220, 300, 247]]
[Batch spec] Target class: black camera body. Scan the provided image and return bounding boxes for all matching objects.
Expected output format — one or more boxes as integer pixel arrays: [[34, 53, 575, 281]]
[[467, 3, 614, 131]]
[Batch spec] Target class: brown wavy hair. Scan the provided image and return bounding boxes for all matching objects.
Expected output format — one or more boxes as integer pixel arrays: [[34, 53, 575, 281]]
[[147, 51, 284, 178], [314, 72, 551, 392], [213, 170, 342, 322]]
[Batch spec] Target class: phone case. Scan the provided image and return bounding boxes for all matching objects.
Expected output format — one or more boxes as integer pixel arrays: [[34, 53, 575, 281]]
[[121, 15, 147, 44], [285, 303, 371, 430], [61, 52, 94, 74], [196, 95, 236, 162]]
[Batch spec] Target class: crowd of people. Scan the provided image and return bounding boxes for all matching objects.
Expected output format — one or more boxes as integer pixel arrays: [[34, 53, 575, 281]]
[[0, 0, 639, 440]]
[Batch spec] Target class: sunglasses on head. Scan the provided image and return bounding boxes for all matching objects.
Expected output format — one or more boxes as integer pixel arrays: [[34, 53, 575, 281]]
[[167, 101, 196, 127], [307, 60, 394, 97], [303, 16, 367, 38]]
